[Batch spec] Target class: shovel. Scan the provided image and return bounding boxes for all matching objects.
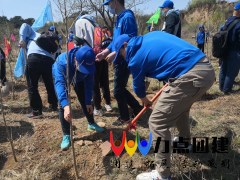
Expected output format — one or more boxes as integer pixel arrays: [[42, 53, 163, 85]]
[[100, 83, 168, 156]]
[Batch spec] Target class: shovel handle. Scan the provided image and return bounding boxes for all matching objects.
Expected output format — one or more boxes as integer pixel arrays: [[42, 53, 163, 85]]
[[125, 83, 168, 131]]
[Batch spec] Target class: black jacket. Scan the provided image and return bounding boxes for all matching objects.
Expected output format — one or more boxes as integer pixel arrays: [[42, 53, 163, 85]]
[[163, 10, 181, 38]]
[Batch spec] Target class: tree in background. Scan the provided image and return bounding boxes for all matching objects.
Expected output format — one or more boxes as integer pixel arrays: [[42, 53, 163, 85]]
[[53, 0, 149, 34], [9, 16, 24, 29]]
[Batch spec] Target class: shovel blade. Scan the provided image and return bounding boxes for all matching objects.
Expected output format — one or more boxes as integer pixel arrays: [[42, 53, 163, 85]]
[[100, 141, 112, 157]]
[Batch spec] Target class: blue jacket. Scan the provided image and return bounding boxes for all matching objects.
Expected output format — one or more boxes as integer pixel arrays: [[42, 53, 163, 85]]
[[19, 23, 54, 59], [107, 9, 137, 53], [52, 48, 94, 108], [126, 31, 205, 98], [196, 31, 205, 44]]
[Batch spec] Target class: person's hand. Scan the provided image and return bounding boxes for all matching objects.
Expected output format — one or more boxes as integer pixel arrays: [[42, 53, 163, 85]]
[[96, 49, 110, 61], [105, 51, 116, 63], [64, 105, 72, 122], [141, 96, 152, 108], [96, 51, 105, 61], [150, 26, 155, 32], [86, 105, 93, 114], [19, 40, 26, 48]]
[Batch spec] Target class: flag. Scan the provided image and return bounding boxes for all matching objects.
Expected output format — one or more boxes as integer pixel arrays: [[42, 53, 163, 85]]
[[31, 0, 54, 31], [4, 36, 11, 57], [10, 33, 16, 42], [14, 48, 26, 78], [146, 9, 161, 24]]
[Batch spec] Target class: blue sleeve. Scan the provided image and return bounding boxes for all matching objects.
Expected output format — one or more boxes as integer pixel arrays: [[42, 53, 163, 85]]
[[52, 57, 69, 108], [108, 14, 137, 52], [84, 73, 94, 105], [122, 16, 138, 37], [130, 66, 146, 98], [19, 23, 35, 42]]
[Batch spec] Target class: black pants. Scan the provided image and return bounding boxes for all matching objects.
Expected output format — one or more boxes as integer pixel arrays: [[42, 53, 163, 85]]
[[0, 59, 6, 85], [114, 60, 142, 120], [93, 61, 111, 110], [59, 81, 95, 135], [25, 53, 58, 112], [197, 43, 204, 53]]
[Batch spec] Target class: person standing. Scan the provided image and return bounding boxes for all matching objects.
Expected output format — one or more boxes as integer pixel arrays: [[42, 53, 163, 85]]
[[75, 15, 113, 116], [52, 46, 104, 150], [219, 2, 240, 94], [112, 32, 215, 180], [93, 26, 113, 116], [96, 0, 143, 125], [160, 0, 181, 38], [19, 23, 58, 118], [196, 25, 205, 53]]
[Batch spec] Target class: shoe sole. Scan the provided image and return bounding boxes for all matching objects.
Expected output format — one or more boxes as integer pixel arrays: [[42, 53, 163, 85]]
[[61, 145, 71, 151]]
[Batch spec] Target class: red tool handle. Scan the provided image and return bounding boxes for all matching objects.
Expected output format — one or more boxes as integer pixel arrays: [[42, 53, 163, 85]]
[[125, 83, 168, 131]]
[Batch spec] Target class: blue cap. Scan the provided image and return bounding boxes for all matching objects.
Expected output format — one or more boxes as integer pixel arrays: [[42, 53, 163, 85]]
[[75, 45, 96, 74], [102, 0, 112, 5], [113, 34, 131, 63], [234, 2, 240, 10], [48, 25, 56, 31], [68, 34, 74, 41], [159, 0, 174, 9]]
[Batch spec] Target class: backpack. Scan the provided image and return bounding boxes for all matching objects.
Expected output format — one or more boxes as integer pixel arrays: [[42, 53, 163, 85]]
[[212, 19, 240, 58], [93, 27, 112, 54], [82, 17, 112, 54], [35, 31, 59, 54]]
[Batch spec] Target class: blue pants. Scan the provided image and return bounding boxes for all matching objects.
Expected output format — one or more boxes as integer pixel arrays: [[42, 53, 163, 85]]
[[219, 50, 240, 93], [114, 60, 142, 120]]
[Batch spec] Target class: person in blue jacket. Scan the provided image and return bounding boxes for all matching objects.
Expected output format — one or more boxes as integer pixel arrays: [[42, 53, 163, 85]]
[[19, 23, 58, 118], [96, 0, 142, 125], [196, 24, 205, 52], [113, 32, 215, 180], [52, 45, 104, 150]]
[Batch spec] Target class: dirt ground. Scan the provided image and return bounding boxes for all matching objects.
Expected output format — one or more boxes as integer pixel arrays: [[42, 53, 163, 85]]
[[0, 55, 240, 180]]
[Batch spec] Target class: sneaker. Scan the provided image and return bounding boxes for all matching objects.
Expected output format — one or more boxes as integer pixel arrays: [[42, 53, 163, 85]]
[[88, 123, 104, 132], [27, 110, 43, 119], [94, 109, 103, 116], [61, 135, 71, 150], [104, 104, 112, 112], [136, 170, 171, 180], [112, 118, 130, 126]]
